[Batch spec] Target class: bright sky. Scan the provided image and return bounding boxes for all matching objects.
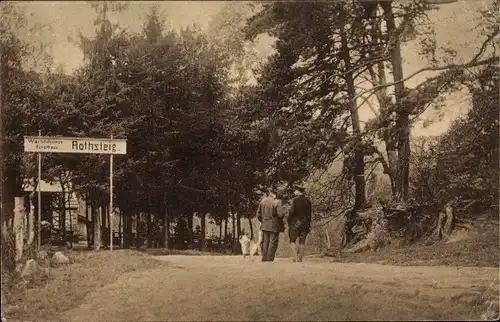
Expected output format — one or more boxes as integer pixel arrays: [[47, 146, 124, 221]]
[[18, 0, 492, 137]]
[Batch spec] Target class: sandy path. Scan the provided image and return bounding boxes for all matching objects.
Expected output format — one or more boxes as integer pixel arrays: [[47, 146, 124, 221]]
[[58, 255, 499, 321]]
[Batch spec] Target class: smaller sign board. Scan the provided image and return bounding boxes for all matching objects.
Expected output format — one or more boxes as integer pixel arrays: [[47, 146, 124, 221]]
[[24, 136, 127, 155]]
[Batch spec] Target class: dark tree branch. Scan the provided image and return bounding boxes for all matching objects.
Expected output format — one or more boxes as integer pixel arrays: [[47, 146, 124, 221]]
[[300, 55, 390, 96], [353, 29, 499, 103]]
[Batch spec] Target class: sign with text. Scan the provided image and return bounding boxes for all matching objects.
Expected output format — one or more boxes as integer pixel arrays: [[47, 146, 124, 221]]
[[24, 136, 127, 155]]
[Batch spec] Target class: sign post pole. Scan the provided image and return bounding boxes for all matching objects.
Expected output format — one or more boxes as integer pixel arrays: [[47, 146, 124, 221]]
[[110, 135, 113, 251], [37, 130, 41, 250]]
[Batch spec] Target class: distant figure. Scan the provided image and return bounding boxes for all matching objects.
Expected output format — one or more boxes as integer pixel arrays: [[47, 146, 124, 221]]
[[256, 221, 264, 256], [256, 188, 285, 262], [288, 186, 312, 262]]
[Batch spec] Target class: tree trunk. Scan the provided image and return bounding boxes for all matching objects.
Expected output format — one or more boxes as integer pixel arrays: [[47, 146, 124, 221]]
[[87, 206, 92, 248], [385, 142, 398, 197], [118, 210, 122, 248], [0, 41, 9, 273], [236, 212, 241, 239], [129, 210, 136, 248], [341, 27, 366, 209], [0, 51, 20, 272], [200, 212, 206, 251], [101, 205, 106, 229], [187, 212, 194, 249], [381, 1, 410, 202], [0, 176, 15, 272], [101, 205, 111, 247], [152, 213, 159, 248], [163, 211, 167, 248], [92, 201, 101, 251], [59, 176, 66, 241], [219, 219, 223, 246], [59, 193, 65, 239], [13, 197, 25, 262], [122, 206, 131, 249], [224, 216, 228, 243], [85, 195, 91, 248], [100, 205, 107, 247], [147, 211, 152, 248], [396, 115, 411, 201], [248, 217, 254, 239], [107, 205, 111, 233], [105, 205, 110, 248], [26, 193, 35, 254], [366, 13, 399, 200], [136, 212, 142, 249], [165, 211, 171, 249], [68, 209, 73, 249], [122, 210, 127, 249], [61, 176, 74, 248], [369, 65, 398, 198], [231, 212, 236, 244], [27, 191, 36, 255], [1, 288, 7, 321]]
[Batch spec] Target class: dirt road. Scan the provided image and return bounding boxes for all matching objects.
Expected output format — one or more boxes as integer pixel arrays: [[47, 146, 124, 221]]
[[58, 255, 499, 321]]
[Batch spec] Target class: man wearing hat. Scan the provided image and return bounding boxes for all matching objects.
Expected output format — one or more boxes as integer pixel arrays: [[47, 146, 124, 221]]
[[287, 186, 312, 262]]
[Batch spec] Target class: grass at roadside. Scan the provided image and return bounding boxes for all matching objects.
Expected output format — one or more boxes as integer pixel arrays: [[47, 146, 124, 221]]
[[4, 249, 168, 321], [326, 223, 499, 267]]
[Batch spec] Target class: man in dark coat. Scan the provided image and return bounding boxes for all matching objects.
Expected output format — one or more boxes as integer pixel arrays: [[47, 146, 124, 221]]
[[256, 188, 285, 262], [288, 186, 312, 262]]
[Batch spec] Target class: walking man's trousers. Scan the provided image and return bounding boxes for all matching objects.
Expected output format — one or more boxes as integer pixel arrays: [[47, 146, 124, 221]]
[[261, 230, 279, 262]]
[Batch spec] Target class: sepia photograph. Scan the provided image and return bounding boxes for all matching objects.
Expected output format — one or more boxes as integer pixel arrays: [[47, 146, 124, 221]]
[[0, 0, 498, 321]]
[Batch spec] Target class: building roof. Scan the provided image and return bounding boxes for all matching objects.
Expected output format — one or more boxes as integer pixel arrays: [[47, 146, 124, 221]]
[[23, 178, 72, 192]]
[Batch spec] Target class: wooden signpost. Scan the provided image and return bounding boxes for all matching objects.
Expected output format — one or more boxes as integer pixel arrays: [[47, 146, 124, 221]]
[[24, 135, 127, 251]]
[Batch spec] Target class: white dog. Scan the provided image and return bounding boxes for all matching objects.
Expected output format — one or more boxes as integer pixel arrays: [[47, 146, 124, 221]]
[[239, 229, 263, 262]]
